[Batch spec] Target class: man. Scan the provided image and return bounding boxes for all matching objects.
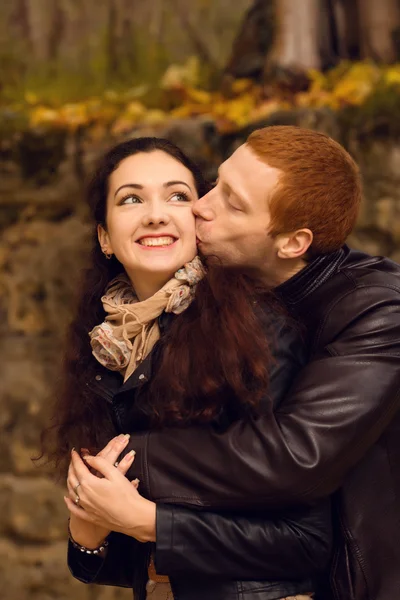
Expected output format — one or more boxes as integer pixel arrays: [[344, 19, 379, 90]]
[[125, 126, 400, 599]]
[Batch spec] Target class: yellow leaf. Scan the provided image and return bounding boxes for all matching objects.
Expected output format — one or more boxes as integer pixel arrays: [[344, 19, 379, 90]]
[[123, 84, 150, 100], [87, 101, 119, 125], [59, 103, 89, 129], [29, 107, 61, 128], [161, 56, 201, 90], [104, 89, 120, 103], [110, 101, 147, 134], [332, 62, 380, 106], [384, 65, 400, 86], [111, 118, 135, 136], [308, 69, 328, 93], [25, 92, 39, 105], [185, 87, 212, 105], [124, 101, 146, 120], [221, 93, 256, 127], [142, 109, 168, 125], [170, 103, 211, 118], [231, 78, 254, 95], [249, 100, 291, 121], [295, 90, 337, 109]]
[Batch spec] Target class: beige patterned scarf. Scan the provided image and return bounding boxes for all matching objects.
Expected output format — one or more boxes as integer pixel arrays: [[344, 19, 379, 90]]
[[89, 256, 204, 382]]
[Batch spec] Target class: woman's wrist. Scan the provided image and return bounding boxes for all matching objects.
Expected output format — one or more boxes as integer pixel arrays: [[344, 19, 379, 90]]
[[124, 498, 156, 543], [141, 499, 156, 542], [68, 517, 110, 550]]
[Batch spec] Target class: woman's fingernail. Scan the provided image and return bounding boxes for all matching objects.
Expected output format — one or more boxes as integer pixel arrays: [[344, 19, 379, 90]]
[[83, 455, 93, 461], [71, 448, 75, 455], [124, 433, 130, 440], [127, 449, 136, 459], [133, 478, 140, 485]]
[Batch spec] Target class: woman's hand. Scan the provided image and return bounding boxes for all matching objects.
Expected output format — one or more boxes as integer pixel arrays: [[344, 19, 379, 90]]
[[64, 449, 156, 543], [66, 434, 136, 548]]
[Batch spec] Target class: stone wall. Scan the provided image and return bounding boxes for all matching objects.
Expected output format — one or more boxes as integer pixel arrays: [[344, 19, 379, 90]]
[[0, 111, 399, 599]]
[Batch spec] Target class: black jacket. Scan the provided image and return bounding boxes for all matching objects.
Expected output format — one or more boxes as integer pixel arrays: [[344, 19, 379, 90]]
[[123, 247, 400, 600], [68, 311, 332, 600]]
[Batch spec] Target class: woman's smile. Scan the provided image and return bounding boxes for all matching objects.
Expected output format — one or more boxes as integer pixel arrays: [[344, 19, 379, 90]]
[[136, 234, 178, 248]]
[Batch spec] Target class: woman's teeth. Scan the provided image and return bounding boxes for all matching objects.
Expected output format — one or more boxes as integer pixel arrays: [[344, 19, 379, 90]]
[[139, 236, 175, 247]]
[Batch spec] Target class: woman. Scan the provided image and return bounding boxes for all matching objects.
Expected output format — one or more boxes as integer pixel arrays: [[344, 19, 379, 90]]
[[45, 138, 331, 600]]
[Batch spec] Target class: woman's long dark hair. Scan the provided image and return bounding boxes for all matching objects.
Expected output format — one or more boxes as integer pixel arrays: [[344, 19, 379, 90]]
[[40, 137, 276, 476]]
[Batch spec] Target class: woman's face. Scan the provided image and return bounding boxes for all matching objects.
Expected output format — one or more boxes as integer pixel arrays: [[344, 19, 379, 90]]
[[98, 150, 198, 294]]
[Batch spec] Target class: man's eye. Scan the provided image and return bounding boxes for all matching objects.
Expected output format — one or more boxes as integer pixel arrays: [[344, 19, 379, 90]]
[[229, 203, 243, 212], [120, 195, 141, 205]]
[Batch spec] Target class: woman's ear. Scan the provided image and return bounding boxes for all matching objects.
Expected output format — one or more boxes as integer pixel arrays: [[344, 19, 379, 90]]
[[276, 228, 313, 260], [97, 224, 113, 256]]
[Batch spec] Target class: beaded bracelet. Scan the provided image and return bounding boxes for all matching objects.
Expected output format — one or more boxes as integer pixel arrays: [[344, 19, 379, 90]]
[[68, 519, 109, 555]]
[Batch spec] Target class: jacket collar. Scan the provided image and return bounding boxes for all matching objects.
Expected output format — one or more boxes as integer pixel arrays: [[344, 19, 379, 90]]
[[114, 311, 175, 395], [87, 312, 175, 401], [276, 246, 348, 307]]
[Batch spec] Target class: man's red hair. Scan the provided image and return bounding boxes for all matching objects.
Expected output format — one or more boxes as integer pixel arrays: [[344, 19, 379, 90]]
[[247, 126, 362, 255]]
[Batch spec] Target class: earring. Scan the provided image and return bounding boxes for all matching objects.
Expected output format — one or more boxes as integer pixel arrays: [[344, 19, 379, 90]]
[[102, 249, 112, 260]]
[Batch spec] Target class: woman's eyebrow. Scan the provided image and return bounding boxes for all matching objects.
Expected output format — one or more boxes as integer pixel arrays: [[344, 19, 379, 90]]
[[164, 181, 192, 191], [114, 183, 143, 198], [114, 180, 192, 198]]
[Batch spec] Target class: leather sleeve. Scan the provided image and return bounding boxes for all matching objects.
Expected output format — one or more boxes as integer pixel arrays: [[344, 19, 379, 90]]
[[126, 286, 400, 509], [67, 532, 141, 587], [155, 499, 332, 579]]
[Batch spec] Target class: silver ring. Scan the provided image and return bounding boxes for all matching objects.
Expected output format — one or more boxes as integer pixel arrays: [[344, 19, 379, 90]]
[[114, 461, 119, 467], [74, 495, 80, 505], [73, 482, 81, 495]]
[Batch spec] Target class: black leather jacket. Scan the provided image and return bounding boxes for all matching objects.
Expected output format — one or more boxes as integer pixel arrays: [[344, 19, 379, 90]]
[[68, 312, 332, 600], [122, 247, 400, 600]]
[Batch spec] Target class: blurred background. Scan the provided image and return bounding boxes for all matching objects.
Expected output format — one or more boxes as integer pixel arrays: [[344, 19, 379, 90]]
[[1, 1, 400, 598]]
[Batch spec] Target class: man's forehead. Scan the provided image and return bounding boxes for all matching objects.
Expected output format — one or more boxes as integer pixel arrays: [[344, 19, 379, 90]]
[[218, 145, 246, 178], [220, 144, 281, 183]]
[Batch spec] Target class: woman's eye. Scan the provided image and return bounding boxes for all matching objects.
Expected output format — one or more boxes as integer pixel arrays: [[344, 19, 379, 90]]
[[120, 195, 141, 205], [171, 192, 190, 202]]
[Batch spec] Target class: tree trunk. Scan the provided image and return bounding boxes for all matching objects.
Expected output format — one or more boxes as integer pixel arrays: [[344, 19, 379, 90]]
[[224, 0, 274, 79], [167, 0, 220, 71], [358, 0, 400, 62], [268, 0, 323, 70], [47, 1, 65, 63], [25, 0, 52, 62], [330, 0, 360, 60], [10, 0, 32, 52], [106, 0, 118, 78]]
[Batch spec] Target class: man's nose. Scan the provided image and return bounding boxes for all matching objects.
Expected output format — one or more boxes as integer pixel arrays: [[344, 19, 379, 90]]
[[193, 191, 214, 221], [142, 201, 170, 226]]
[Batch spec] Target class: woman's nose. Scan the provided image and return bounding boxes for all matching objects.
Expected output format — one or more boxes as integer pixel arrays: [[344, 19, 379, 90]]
[[141, 202, 170, 227]]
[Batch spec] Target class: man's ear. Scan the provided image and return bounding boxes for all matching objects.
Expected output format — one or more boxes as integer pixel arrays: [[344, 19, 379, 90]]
[[276, 228, 313, 260], [97, 224, 112, 256]]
